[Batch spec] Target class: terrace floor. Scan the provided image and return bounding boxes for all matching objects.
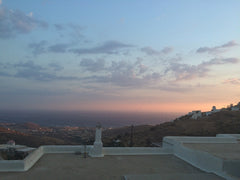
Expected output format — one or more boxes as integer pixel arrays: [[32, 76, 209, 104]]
[[0, 154, 225, 180]]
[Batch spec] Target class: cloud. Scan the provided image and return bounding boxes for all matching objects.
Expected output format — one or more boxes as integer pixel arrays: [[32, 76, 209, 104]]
[[201, 58, 239, 66], [53, 23, 85, 40], [14, 60, 44, 70], [0, 0, 2, 5], [141, 47, 159, 55], [14, 66, 80, 82], [68, 23, 84, 38], [28, 40, 48, 55], [29, 41, 72, 54], [0, 61, 76, 81], [0, 71, 11, 77], [0, 7, 48, 38], [54, 24, 65, 31], [223, 78, 240, 85], [48, 63, 64, 71], [196, 40, 238, 54], [82, 60, 162, 88], [166, 57, 239, 80], [48, 43, 70, 53], [14, 69, 56, 81], [141, 46, 173, 56], [80, 58, 105, 72], [70, 41, 133, 55]]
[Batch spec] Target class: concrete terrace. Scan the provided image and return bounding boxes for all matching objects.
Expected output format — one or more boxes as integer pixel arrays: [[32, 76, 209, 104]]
[[0, 154, 225, 180]]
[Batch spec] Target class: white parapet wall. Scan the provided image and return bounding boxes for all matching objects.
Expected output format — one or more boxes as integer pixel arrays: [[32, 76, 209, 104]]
[[0, 145, 170, 172], [103, 147, 173, 155], [0, 160, 25, 172], [163, 135, 240, 180], [216, 134, 240, 139], [163, 136, 238, 147], [24, 146, 44, 171], [0, 145, 94, 172]]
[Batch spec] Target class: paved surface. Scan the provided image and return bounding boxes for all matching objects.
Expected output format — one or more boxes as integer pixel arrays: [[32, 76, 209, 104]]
[[0, 154, 225, 180], [183, 143, 240, 160]]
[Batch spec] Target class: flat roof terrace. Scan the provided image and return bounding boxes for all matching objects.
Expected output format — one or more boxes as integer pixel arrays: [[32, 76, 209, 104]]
[[0, 154, 225, 180]]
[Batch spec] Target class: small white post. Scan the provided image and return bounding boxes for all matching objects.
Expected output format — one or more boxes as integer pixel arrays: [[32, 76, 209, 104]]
[[89, 123, 104, 157]]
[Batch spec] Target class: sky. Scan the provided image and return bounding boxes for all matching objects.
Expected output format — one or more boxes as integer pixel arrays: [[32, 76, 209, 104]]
[[0, 0, 240, 113]]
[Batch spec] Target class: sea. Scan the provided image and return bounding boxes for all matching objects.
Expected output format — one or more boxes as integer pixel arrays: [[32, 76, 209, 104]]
[[0, 110, 182, 128]]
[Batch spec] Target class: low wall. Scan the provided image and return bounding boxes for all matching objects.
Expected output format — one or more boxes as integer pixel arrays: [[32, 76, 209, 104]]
[[163, 136, 238, 146], [24, 146, 44, 171], [0, 160, 24, 172], [217, 134, 240, 139], [163, 136, 240, 180], [174, 144, 223, 173], [0, 145, 94, 172], [103, 147, 172, 155]]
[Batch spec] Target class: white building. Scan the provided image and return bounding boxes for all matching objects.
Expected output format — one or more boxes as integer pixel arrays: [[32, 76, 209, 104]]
[[191, 110, 202, 119], [206, 106, 220, 116], [231, 106, 240, 111]]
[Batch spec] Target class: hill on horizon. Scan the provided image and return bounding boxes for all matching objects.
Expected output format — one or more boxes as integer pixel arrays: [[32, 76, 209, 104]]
[[102, 109, 240, 147]]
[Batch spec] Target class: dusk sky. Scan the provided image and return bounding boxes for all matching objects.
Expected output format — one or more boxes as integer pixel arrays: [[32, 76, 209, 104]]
[[0, 0, 240, 113]]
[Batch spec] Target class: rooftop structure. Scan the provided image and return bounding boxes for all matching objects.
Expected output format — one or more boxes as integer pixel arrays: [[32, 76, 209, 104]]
[[0, 125, 239, 180]]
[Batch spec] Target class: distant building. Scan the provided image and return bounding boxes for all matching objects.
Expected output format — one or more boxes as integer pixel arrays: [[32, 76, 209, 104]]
[[231, 106, 239, 111], [191, 111, 202, 119], [206, 106, 220, 116]]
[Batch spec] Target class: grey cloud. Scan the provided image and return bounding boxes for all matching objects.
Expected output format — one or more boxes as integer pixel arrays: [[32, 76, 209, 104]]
[[141, 47, 159, 55], [68, 23, 84, 38], [91, 60, 161, 87], [80, 58, 105, 72], [141, 46, 173, 56], [201, 58, 239, 66], [221, 41, 238, 48], [0, 7, 48, 38], [28, 40, 48, 55], [29, 41, 72, 54], [0, 61, 73, 81], [15, 69, 56, 81], [14, 68, 80, 82], [161, 47, 173, 54], [223, 78, 240, 85], [54, 24, 65, 31], [48, 63, 64, 71], [70, 41, 133, 55], [15, 60, 44, 70], [166, 63, 208, 80], [54, 23, 84, 39], [138, 64, 148, 74], [48, 43, 70, 53], [157, 84, 191, 92], [196, 40, 238, 54], [0, 88, 71, 96], [0, 71, 11, 77], [167, 57, 239, 80]]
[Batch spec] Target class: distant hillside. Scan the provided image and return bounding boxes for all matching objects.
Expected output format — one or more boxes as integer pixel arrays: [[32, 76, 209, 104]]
[[0, 126, 66, 147], [103, 110, 240, 147], [1, 103, 240, 148], [19, 122, 41, 130]]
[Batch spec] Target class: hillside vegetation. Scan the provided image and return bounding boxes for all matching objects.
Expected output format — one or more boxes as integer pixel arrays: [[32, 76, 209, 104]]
[[102, 110, 240, 147]]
